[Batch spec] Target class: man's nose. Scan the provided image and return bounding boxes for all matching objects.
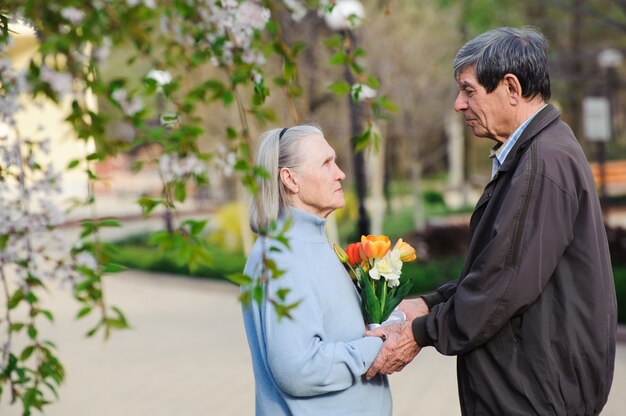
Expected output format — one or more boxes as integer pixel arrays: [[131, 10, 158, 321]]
[[454, 93, 467, 113]]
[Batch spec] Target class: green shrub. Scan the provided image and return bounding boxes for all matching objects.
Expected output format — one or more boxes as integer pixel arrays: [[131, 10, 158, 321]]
[[404, 257, 464, 295], [108, 234, 246, 281], [614, 266, 626, 324]]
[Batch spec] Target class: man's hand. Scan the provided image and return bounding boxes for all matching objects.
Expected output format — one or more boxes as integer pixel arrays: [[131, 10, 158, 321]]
[[398, 297, 429, 321], [365, 321, 420, 380]]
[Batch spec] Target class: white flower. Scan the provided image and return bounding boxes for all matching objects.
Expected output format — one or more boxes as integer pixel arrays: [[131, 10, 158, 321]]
[[236, 1, 271, 30], [159, 152, 206, 182], [351, 84, 377, 102], [40, 66, 73, 97], [94, 38, 112, 63], [111, 88, 144, 116], [75, 252, 98, 272], [111, 88, 128, 103], [369, 249, 403, 287], [146, 69, 172, 87], [61, 7, 85, 25], [284, 0, 308, 21]]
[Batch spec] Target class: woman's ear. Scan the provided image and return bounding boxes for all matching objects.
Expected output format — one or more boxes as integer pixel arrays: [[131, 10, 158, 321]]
[[279, 167, 299, 194]]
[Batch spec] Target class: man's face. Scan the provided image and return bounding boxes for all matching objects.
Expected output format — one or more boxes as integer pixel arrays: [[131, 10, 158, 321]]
[[454, 66, 512, 143]]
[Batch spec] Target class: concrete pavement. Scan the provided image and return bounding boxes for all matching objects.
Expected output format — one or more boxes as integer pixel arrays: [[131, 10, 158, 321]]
[[0, 270, 624, 415]]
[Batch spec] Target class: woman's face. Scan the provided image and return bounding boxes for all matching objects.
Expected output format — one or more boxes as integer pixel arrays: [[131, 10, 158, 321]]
[[285, 134, 346, 218]]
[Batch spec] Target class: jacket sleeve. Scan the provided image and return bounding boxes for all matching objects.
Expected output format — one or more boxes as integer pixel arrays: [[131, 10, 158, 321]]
[[261, 251, 382, 397], [420, 280, 459, 309], [413, 153, 578, 355]]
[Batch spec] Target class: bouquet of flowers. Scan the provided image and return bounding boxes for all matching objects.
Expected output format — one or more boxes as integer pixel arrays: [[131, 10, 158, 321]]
[[334, 235, 416, 328]]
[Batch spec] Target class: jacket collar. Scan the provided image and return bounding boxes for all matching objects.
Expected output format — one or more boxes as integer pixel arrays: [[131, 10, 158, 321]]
[[498, 104, 561, 174]]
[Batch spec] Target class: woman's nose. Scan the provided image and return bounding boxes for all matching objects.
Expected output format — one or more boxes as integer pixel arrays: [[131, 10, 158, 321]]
[[337, 166, 346, 181]]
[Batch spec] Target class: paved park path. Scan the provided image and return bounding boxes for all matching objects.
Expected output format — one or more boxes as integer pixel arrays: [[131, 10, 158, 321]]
[[1, 270, 624, 415]]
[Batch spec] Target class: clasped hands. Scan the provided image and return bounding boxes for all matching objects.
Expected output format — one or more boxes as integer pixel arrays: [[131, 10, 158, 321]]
[[365, 297, 429, 380]]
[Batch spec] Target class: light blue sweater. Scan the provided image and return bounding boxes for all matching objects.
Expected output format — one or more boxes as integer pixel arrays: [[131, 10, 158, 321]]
[[242, 208, 392, 415]]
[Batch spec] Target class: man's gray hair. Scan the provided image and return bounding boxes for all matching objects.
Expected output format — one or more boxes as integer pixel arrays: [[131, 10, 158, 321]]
[[453, 26, 551, 100], [249, 124, 323, 234]]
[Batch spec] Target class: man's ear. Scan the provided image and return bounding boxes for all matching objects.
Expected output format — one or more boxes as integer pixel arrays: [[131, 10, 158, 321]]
[[503, 73, 523, 105], [279, 167, 299, 194]]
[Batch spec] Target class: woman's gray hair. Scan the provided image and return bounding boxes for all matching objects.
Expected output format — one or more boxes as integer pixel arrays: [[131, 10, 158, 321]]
[[249, 124, 324, 234], [453, 26, 551, 101]]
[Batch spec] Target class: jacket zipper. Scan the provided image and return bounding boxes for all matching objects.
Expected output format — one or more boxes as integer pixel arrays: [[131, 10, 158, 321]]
[[508, 143, 537, 266]]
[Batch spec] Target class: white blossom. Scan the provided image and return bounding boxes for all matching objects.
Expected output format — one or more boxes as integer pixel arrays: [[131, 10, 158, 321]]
[[40, 66, 73, 97], [283, 0, 308, 21], [61, 7, 85, 25], [111, 88, 144, 116], [75, 251, 98, 272], [369, 249, 403, 287], [146, 69, 173, 87], [159, 152, 207, 183], [351, 84, 377, 102], [94, 37, 112, 63]]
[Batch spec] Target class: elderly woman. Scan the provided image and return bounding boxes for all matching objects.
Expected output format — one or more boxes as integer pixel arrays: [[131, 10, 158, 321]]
[[241, 125, 391, 415]]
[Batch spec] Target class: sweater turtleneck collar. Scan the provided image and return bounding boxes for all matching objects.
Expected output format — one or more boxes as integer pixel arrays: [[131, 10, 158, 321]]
[[282, 207, 327, 242]]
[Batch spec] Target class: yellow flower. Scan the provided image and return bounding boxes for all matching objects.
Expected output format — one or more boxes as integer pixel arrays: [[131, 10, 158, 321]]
[[361, 235, 391, 259], [393, 238, 417, 262]]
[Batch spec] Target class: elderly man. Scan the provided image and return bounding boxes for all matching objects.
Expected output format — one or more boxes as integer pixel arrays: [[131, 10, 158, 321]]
[[367, 26, 616, 415]]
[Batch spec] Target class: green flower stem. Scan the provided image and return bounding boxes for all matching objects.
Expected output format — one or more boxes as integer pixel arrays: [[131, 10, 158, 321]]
[[380, 280, 387, 316]]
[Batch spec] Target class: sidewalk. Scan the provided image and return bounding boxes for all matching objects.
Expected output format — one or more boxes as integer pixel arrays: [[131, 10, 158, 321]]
[[1, 271, 624, 415]]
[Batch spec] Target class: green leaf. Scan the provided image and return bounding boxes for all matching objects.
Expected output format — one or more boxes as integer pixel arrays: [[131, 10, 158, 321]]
[[86, 152, 104, 161], [226, 126, 237, 140], [366, 76, 381, 89], [328, 80, 351, 96], [99, 219, 121, 228], [40, 309, 54, 322], [174, 181, 186, 202], [103, 263, 127, 273], [27, 325, 38, 340], [138, 196, 161, 217], [329, 52, 347, 65], [67, 159, 80, 169], [0, 234, 9, 250], [20, 346, 35, 361], [382, 276, 413, 321], [226, 272, 252, 286], [76, 306, 93, 319], [183, 219, 207, 236], [273, 300, 301, 320], [10, 322, 25, 332], [239, 289, 251, 306], [253, 284, 264, 305], [275, 288, 290, 301], [358, 268, 381, 324], [86, 322, 102, 337]]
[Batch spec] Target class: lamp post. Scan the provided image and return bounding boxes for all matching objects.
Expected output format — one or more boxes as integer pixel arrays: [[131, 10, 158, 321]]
[[596, 48, 622, 209], [324, 0, 370, 237], [598, 48, 623, 136]]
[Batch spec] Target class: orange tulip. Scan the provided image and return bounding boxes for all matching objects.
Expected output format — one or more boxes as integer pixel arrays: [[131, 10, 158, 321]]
[[345, 242, 366, 266], [393, 238, 417, 262], [361, 235, 391, 259]]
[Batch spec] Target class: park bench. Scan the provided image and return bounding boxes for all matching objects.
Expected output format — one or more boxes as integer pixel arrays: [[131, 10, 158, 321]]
[[589, 159, 626, 195]]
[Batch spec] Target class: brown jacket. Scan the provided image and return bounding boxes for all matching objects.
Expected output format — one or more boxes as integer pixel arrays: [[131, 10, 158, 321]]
[[413, 104, 617, 415]]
